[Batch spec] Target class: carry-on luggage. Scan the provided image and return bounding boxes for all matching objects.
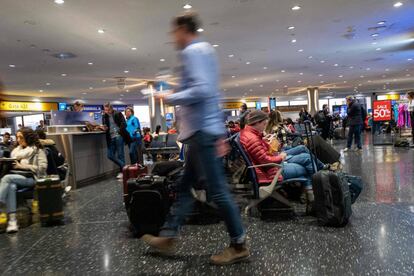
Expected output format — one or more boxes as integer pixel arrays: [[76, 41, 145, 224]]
[[310, 135, 341, 164], [122, 164, 148, 207], [126, 175, 170, 238], [312, 171, 352, 227], [304, 121, 352, 227], [151, 160, 183, 177], [345, 174, 363, 204], [36, 176, 64, 225]]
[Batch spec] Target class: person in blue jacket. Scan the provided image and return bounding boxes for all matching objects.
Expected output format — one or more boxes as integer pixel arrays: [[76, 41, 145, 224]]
[[125, 107, 142, 164]]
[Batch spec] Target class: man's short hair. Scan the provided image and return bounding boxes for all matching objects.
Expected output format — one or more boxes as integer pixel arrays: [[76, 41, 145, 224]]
[[4, 132, 10, 137], [104, 102, 113, 109], [173, 12, 201, 34]]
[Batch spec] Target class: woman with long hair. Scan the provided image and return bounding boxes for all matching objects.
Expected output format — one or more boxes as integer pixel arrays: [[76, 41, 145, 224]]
[[0, 127, 47, 233]]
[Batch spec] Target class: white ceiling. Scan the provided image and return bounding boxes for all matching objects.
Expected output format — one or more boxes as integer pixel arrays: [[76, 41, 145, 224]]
[[0, 0, 414, 103]]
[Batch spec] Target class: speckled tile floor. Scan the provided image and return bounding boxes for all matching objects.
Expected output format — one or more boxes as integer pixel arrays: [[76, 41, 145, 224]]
[[1, 135, 414, 275]]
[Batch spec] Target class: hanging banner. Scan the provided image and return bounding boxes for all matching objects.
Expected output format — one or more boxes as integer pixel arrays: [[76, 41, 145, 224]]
[[373, 100, 391, 122]]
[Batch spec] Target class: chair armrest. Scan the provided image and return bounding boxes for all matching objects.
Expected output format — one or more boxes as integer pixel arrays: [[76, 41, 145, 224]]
[[248, 163, 282, 169]]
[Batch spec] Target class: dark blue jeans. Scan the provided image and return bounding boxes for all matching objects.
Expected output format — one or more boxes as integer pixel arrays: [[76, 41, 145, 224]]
[[128, 139, 141, 164], [107, 136, 125, 171], [347, 125, 362, 149], [159, 131, 246, 244], [284, 145, 324, 171]]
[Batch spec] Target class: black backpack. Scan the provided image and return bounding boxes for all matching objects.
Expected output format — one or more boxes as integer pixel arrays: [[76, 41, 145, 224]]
[[312, 170, 352, 227]]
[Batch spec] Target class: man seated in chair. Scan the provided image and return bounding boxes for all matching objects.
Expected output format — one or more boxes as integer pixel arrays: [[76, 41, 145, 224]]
[[240, 110, 315, 205]]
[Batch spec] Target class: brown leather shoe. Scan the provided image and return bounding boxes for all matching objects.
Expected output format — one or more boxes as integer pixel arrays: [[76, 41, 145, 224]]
[[141, 234, 176, 254], [210, 245, 250, 265]]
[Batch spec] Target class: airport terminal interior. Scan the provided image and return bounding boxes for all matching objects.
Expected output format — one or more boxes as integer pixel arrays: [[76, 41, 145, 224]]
[[0, 0, 414, 275]]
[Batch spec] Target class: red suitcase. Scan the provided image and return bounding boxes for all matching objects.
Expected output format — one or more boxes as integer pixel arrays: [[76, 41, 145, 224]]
[[122, 164, 148, 205]]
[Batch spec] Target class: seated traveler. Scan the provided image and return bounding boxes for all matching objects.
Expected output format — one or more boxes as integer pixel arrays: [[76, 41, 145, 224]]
[[240, 110, 315, 204], [0, 128, 47, 233]]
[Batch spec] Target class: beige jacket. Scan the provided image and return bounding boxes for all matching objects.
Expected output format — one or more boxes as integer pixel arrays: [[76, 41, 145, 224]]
[[11, 146, 48, 177]]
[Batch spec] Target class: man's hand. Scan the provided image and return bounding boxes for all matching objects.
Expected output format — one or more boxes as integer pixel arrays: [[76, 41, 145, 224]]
[[279, 152, 287, 160]]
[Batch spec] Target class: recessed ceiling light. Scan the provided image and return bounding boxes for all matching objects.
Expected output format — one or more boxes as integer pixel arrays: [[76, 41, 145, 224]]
[[249, 89, 253, 92], [197, 28, 204, 33], [124, 70, 129, 73], [393, 2, 403, 8], [231, 75, 236, 78], [291, 39, 297, 43], [377, 21, 386, 25], [246, 61, 251, 65], [299, 72, 304, 75], [292, 5, 301, 11], [89, 87, 93, 90], [334, 64, 339, 67], [338, 75, 343, 78], [376, 47, 382, 51], [131, 47, 137, 50], [281, 70, 286, 73], [288, 26, 295, 30], [360, 75, 365, 78], [54, 0, 64, 4], [284, 85, 288, 88], [39, 90, 44, 93], [320, 60, 325, 63], [385, 68, 390, 71], [160, 58, 165, 62], [298, 49, 304, 52], [371, 33, 379, 37], [366, 68, 371, 71], [263, 67, 268, 70], [88, 62, 93, 65], [33, 98, 40, 102], [183, 4, 192, 9], [349, 66, 354, 69], [82, 92, 87, 95], [98, 29, 105, 34], [318, 74, 324, 77], [260, 84, 264, 87], [46, 82, 51, 86], [126, 90, 130, 93], [228, 54, 234, 58], [61, 73, 67, 76], [8, 64, 15, 68], [120, 94, 124, 97], [253, 78, 257, 81], [308, 56, 313, 59], [102, 79, 106, 82], [213, 44, 219, 47], [359, 84, 362, 86], [343, 81, 347, 83], [368, 80, 372, 83], [276, 79, 280, 82], [408, 58, 413, 61], [235, 83, 239, 87], [320, 81, 325, 83], [297, 80, 302, 83]]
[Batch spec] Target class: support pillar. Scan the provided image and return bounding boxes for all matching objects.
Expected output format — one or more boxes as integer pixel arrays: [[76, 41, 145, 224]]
[[148, 83, 166, 131], [307, 87, 319, 115]]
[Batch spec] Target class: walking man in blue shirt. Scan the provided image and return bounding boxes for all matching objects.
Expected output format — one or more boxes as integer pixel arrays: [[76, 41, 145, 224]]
[[142, 12, 249, 265]]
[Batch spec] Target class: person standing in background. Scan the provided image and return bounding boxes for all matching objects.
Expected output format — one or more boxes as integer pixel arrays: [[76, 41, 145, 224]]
[[100, 103, 131, 179], [407, 91, 414, 146], [239, 103, 249, 129], [125, 107, 142, 164], [344, 96, 363, 152], [142, 12, 249, 265], [36, 120, 46, 132]]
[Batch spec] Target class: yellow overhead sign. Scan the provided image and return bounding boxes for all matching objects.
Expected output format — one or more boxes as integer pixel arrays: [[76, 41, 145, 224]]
[[0, 101, 58, 112], [222, 102, 243, 109]]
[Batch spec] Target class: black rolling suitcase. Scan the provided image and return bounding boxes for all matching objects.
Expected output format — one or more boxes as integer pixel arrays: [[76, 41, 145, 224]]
[[304, 121, 352, 227], [36, 176, 64, 226], [311, 135, 341, 164], [126, 175, 171, 238]]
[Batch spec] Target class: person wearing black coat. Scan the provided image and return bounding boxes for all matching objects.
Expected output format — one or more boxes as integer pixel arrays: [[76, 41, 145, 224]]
[[344, 96, 363, 152], [100, 103, 131, 179]]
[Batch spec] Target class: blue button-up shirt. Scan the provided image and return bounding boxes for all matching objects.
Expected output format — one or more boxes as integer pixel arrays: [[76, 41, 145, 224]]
[[165, 39, 225, 142]]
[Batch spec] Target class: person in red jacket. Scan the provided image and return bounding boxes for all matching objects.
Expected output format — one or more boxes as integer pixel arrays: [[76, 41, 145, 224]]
[[240, 110, 314, 203]]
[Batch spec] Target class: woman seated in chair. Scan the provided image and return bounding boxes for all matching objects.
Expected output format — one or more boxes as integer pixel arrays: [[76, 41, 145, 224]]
[[240, 110, 316, 204], [0, 127, 47, 233]]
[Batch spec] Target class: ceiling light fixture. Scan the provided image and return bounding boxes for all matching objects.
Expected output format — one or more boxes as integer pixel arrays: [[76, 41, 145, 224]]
[[297, 80, 302, 83], [338, 75, 344, 78], [246, 61, 251, 65], [263, 67, 268, 70], [54, 0, 64, 4], [61, 73, 67, 76], [160, 58, 165, 62], [281, 70, 286, 73], [292, 5, 301, 11], [88, 62, 93, 65], [320, 60, 325, 63], [260, 84, 264, 87], [377, 21, 386, 25], [39, 90, 44, 93], [366, 68, 371, 71], [385, 68, 390, 71], [102, 79, 106, 82], [9, 64, 15, 68], [372, 42, 378, 45], [231, 75, 236, 78], [299, 72, 304, 75], [393, 2, 403, 8], [291, 39, 297, 43], [308, 56, 313, 59], [320, 81, 325, 84], [89, 87, 93, 90], [131, 47, 137, 50], [228, 54, 234, 58], [82, 92, 87, 95], [183, 4, 192, 9], [288, 26, 295, 30], [98, 29, 105, 34], [334, 64, 339, 67], [124, 70, 129, 73], [197, 28, 204, 33], [376, 47, 382, 51], [408, 58, 413, 61], [213, 44, 219, 47], [319, 74, 324, 77], [360, 75, 365, 78], [371, 33, 379, 37], [46, 83, 51, 86], [298, 49, 304, 52]]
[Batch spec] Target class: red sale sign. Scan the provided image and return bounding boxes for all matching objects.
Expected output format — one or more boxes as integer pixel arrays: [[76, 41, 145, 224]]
[[373, 100, 391, 122]]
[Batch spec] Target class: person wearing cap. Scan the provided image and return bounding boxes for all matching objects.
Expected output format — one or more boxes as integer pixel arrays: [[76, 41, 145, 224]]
[[344, 96, 364, 152], [141, 12, 248, 265], [240, 110, 315, 209]]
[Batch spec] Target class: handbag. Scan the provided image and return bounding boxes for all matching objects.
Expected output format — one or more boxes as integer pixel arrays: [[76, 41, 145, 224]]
[[9, 169, 35, 178]]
